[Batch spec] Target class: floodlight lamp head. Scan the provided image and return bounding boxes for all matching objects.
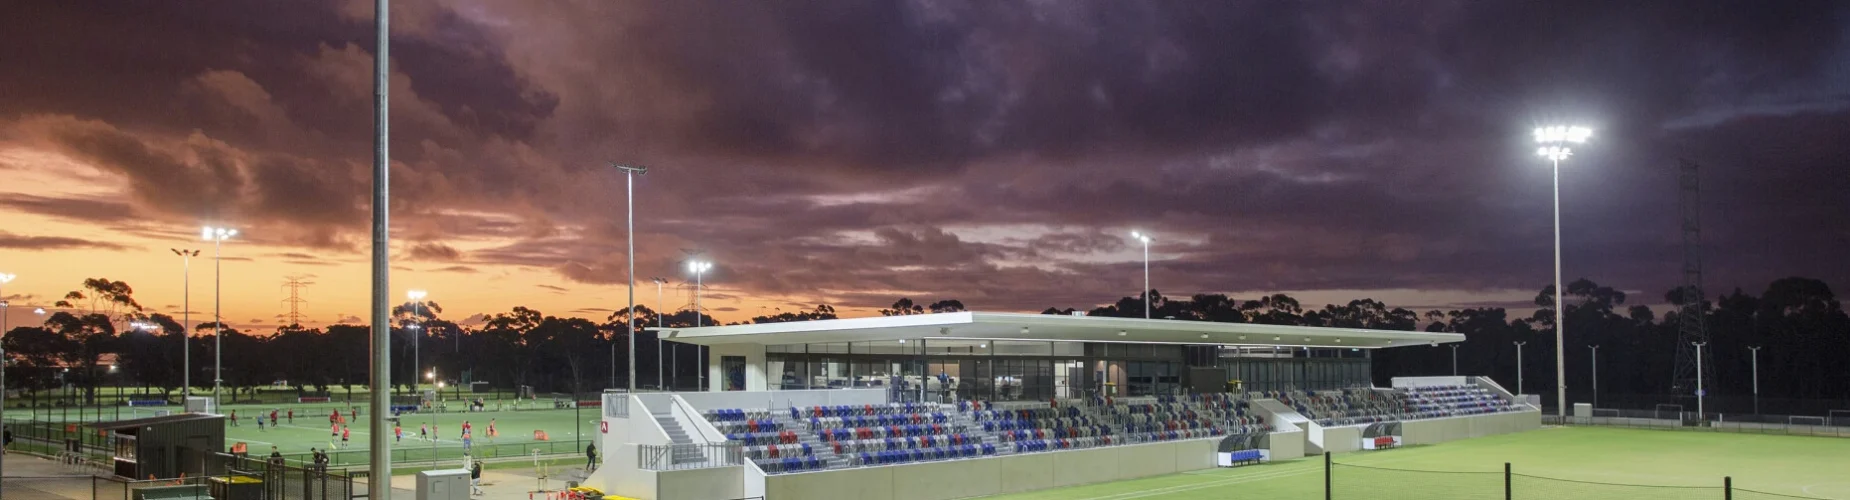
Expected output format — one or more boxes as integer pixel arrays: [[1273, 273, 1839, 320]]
[[408, 290, 427, 300], [611, 163, 649, 175], [0, 272, 14, 283], [1533, 125, 1592, 144], [1537, 146, 1573, 162]]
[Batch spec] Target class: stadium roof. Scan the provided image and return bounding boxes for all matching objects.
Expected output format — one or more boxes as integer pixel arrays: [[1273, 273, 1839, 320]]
[[660, 311, 1462, 349]]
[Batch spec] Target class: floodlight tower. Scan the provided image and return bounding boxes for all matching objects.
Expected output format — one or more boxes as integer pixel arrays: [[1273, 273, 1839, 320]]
[[1534, 124, 1591, 419], [611, 163, 647, 391], [408, 289, 427, 391], [1129, 231, 1153, 318], [172, 249, 200, 397], [202, 226, 238, 407], [688, 261, 713, 327]]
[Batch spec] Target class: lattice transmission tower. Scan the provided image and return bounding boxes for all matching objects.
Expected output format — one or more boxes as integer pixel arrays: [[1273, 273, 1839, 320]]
[[282, 276, 314, 331], [1671, 159, 1714, 398]]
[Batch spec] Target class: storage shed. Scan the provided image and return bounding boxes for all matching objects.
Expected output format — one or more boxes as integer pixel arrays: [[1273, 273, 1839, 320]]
[[89, 413, 227, 480]]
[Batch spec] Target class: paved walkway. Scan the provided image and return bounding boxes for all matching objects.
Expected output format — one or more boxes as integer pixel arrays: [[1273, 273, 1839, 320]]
[[0, 454, 112, 500]]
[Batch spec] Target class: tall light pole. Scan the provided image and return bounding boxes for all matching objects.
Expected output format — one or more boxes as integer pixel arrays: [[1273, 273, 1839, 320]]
[[1513, 341, 1527, 395], [202, 226, 238, 408], [1587, 345, 1600, 408], [1129, 231, 1152, 318], [367, 0, 395, 489], [1536, 124, 1591, 419], [611, 164, 647, 391], [1748, 346, 1761, 415], [408, 290, 426, 394], [171, 249, 199, 398], [1449, 344, 1459, 376], [1693, 341, 1707, 420], [1, 270, 14, 494], [652, 277, 667, 390], [688, 261, 713, 327]]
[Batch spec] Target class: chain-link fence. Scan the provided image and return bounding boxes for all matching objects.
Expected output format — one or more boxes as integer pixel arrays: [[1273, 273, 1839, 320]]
[[1323, 453, 1832, 500], [0, 458, 360, 500], [1544, 407, 1850, 438]]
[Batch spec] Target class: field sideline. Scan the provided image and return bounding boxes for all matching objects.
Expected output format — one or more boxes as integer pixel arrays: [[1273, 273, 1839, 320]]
[[979, 426, 1850, 499]]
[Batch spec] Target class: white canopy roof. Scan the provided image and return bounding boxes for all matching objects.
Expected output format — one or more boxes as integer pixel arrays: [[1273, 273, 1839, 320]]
[[659, 311, 1461, 349]]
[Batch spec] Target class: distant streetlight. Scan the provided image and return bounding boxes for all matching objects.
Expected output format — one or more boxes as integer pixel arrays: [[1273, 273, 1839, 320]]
[[1588, 345, 1600, 408], [1693, 341, 1708, 419], [202, 226, 238, 408], [652, 277, 668, 390], [171, 249, 200, 398], [1535, 124, 1590, 420], [612, 163, 647, 392], [1, 271, 13, 492], [1129, 231, 1153, 319], [688, 261, 713, 327], [408, 289, 427, 391], [1513, 341, 1528, 395], [1747, 346, 1762, 415]]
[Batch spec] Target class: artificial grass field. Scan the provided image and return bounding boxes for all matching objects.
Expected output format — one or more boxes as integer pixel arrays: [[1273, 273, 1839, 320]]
[[215, 403, 602, 467], [980, 426, 1850, 500]]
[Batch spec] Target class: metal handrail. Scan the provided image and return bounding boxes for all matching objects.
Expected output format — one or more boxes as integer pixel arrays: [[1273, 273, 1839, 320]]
[[605, 391, 630, 418], [636, 442, 743, 471]]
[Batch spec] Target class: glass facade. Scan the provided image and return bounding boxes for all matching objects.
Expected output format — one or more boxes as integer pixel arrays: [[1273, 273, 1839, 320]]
[[761, 339, 1379, 401]]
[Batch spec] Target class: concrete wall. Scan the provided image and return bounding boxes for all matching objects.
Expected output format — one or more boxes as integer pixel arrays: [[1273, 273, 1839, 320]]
[[1319, 425, 1362, 453], [676, 389, 886, 412], [1268, 427, 1305, 461], [1399, 410, 1541, 446], [655, 466, 745, 500], [1391, 376, 1469, 388], [763, 438, 1223, 500], [707, 344, 768, 392]]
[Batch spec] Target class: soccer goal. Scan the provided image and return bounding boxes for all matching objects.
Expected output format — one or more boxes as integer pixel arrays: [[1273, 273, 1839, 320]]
[[1828, 410, 1850, 428], [1652, 404, 1685, 421], [1787, 415, 1826, 427]]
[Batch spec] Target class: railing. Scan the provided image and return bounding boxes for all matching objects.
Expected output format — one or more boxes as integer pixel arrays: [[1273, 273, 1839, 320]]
[[636, 442, 744, 471], [605, 390, 630, 418]]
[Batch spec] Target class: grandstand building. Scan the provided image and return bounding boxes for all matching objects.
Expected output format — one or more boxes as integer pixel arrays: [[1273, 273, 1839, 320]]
[[588, 312, 1540, 500]]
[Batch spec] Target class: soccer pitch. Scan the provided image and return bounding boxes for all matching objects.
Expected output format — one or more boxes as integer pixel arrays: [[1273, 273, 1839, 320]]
[[217, 403, 601, 467], [979, 427, 1850, 500]]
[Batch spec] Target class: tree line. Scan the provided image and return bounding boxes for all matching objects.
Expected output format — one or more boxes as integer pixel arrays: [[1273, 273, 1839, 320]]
[[3, 277, 1845, 413]]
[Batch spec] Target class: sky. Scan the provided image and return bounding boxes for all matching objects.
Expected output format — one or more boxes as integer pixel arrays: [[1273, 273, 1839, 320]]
[[1, 1, 1847, 332]]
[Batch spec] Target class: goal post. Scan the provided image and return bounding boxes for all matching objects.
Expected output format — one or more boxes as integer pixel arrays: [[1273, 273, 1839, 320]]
[[1788, 415, 1826, 427], [1827, 410, 1850, 427]]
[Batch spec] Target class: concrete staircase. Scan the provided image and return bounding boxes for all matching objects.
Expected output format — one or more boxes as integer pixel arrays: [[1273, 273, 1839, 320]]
[[652, 413, 705, 465]]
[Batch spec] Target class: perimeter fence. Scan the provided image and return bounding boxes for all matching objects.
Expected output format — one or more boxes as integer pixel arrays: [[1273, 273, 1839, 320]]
[[1322, 452, 1829, 500]]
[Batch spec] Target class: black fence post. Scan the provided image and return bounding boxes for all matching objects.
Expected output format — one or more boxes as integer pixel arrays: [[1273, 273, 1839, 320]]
[[1504, 463, 1512, 500], [1324, 451, 1333, 500], [1724, 476, 1732, 500]]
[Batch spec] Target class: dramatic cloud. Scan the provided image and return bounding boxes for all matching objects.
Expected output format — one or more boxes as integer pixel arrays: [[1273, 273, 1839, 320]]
[[0, 231, 134, 251], [1, 1, 1846, 325]]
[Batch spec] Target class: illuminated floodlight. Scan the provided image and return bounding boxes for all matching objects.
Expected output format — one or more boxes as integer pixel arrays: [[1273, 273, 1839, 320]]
[[1533, 125, 1592, 144]]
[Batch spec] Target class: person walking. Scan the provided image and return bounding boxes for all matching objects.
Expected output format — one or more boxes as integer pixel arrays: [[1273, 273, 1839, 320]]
[[585, 442, 598, 471], [470, 458, 484, 496]]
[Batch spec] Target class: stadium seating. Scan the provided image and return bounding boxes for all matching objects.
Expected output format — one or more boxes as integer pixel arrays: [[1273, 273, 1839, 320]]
[[702, 385, 1520, 475]]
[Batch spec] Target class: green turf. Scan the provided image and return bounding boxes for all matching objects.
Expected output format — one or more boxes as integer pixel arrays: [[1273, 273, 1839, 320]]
[[980, 427, 1850, 500], [218, 403, 602, 467]]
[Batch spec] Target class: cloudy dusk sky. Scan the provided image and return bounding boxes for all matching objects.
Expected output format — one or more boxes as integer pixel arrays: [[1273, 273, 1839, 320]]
[[2, 1, 1846, 331]]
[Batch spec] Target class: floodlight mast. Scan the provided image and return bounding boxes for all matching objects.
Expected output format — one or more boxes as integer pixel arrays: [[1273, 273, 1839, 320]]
[[1535, 124, 1591, 420], [368, 0, 394, 493], [611, 163, 647, 392], [202, 226, 237, 408], [1130, 232, 1153, 319]]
